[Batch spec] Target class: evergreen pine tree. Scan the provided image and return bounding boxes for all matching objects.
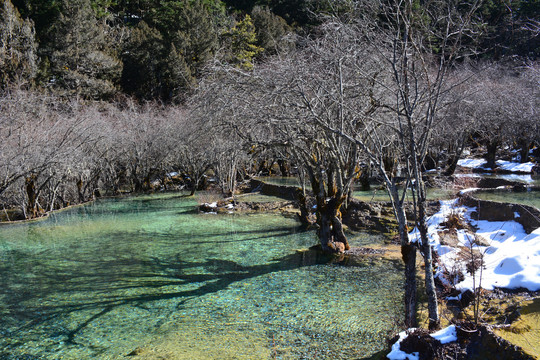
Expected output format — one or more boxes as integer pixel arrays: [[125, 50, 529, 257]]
[[151, 0, 221, 77], [251, 6, 293, 56], [162, 44, 195, 103], [49, 0, 122, 99], [224, 14, 263, 70], [121, 21, 166, 100], [0, 0, 38, 88]]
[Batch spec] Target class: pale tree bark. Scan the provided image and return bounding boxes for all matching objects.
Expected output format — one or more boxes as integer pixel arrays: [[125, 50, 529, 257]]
[[310, 0, 483, 329], [373, 0, 482, 330]]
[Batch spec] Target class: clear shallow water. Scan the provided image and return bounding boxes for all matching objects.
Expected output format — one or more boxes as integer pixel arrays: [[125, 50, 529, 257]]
[[0, 193, 404, 359], [353, 187, 455, 202], [474, 189, 540, 210], [256, 176, 301, 187], [238, 193, 289, 203], [256, 176, 456, 202]]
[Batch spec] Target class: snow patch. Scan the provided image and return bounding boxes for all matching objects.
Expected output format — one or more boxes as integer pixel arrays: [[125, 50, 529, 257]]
[[387, 330, 419, 360], [458, 188, 479, 195], [453, 173, 535, 183], [496, 160, 535, 173], [422, 200, 540, 292], [431, 325, 457, 344], [457, 158, 536, 173], [387, 326, 458, 359], [457, 158, 487, 169]]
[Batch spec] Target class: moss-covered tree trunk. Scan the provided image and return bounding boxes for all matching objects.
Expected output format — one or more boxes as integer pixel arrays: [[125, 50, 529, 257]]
[[485, 140, 498, 169], [518, 138, 530, 163], [444, 136, 467, 176], [307, 167, 351, 253], [295, 191, 311, 226], [77, 178, 85, 203], [315, 195, 349, 253], [25, 175, 39, 219], [357, 166, 370, 191], [277, 159, 290, 177]]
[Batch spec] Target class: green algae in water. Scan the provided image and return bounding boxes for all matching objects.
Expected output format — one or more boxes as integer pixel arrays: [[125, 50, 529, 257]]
[[0, 193, 404, 359], [474, 189, 540, 210], [255, 177, 301, 187], [353, 187, 455, 202], [495, 298, 540, 358], [237, 193, 289, 203]]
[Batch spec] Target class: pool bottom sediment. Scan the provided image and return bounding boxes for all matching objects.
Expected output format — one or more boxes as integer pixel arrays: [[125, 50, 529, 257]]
[[0, 193, 404, 359]]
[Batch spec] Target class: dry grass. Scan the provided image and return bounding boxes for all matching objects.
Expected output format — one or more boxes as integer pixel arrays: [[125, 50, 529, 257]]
[[196, 191, 223, 205], [440, 211, 468, 230]]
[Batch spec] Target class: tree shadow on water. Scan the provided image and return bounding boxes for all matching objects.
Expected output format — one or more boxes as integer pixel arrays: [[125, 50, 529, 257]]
[[0, 245, 337, 350]]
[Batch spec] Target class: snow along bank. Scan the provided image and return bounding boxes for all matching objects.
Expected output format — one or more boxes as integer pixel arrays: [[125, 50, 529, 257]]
[[409, 198, 540, 292], [388, 193, 540, 359], [457, 158, 536, 173]]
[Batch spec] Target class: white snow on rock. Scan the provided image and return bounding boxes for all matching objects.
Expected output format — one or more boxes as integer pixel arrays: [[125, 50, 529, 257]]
[[390, 187, 540, 359], [387, 326, 458, 359], [387, 330, 420, 360], [430, 325, 457, 344], [454, 173, 535, 183], [412, 199, 540, 292], [458, 187, 479, 195]]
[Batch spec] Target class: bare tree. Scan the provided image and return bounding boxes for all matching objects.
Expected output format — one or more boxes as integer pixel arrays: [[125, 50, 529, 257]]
[[192, 28, 377, 252], [0, 91, 195, 217], [0, 89, 86, 218], [164, 107, 214, 195], [451, 63, 539, 169], [436, 67, 478, 176], [309, 0, 483, 329], [504, 65, 539, 163], [187, 72, 251, 197], [105, 100, 180, 192]]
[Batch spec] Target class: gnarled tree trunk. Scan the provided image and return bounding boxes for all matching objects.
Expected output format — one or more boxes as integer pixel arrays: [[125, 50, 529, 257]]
[[25, 174, 42, 219], [316, 195, 349, 253], [485, 140, 498, 169]]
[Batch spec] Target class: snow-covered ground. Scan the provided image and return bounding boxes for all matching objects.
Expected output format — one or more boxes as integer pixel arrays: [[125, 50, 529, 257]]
[[409, 199, 540, 292], [496, 160, 536, 173], [454, 173, 536, 183], [388, 194, 540, 359], [457, 158, 487, 169], [388, 153, 538, 359], [457, 158, 536, 173]]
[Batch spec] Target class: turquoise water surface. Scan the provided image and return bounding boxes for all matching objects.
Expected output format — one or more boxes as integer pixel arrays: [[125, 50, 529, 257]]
[[0, 193, 403, 359], [474, 188, 540, 210]]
